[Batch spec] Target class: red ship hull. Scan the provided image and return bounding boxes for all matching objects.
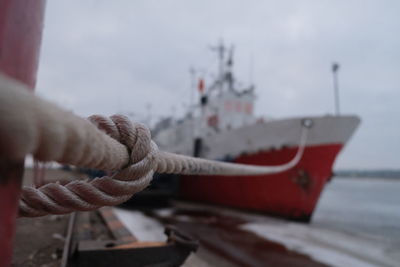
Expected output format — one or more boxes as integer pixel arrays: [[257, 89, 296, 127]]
[[179, 143, 342, 221]]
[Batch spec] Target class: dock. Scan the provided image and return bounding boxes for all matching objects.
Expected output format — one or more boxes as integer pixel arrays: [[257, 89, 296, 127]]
[[12, 169, 400, 267]]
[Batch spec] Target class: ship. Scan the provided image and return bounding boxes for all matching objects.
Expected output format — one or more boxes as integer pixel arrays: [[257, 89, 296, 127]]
[[151, 43, 360, 222]]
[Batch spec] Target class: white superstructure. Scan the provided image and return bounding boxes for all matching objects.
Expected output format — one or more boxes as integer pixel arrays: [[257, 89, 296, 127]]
[[152, 43, 360, 160]]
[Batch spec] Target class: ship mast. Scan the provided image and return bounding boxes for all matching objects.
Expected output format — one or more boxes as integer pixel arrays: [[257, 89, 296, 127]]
[[226, 45, 234, 91], [211, 40, 226, 93], [332, 62, 340, 115]]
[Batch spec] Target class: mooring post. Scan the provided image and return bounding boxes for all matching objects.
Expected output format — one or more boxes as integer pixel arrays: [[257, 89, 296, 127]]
[[0, 1, 46, 266]]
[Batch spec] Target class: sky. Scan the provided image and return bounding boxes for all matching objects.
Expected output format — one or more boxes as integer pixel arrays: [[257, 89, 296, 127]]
[[36, 0, 400, 170]]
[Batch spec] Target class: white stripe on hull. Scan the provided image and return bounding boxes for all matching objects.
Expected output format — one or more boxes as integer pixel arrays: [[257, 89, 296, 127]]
[[155, 115, 360, 160]]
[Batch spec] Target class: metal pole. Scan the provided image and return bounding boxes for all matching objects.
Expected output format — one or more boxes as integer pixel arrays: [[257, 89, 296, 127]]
[[0, 1, 46, 266], [332, 62, 340, 115], [0, 160, 25, 267]]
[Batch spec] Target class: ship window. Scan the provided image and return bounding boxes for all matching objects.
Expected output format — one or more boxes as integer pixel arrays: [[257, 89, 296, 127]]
[[225, 101, 232, 111], [235, 102, 242, 112], [245, 103, 253, 114]]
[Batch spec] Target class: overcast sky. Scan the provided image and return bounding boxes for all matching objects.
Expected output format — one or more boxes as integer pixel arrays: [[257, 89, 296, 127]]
[[36, 0, 400, 170]]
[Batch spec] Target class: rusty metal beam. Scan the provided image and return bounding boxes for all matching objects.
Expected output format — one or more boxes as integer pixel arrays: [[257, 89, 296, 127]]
[[62, 210, 198, 267]]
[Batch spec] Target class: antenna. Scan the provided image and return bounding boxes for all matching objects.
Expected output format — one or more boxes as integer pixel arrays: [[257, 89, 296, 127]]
[[331, 62, 340, 115], [227, 45, 234, 67], [226, 45, 235, 90], [249, 52, 254, 86], [189, 67, 196, 111], [210, 39, 226, 91]]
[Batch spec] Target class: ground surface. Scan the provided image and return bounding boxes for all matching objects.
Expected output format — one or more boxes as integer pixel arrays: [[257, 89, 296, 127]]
[[12, 168, 83, 267], [12, 171, 400, 267], [12, 215, 68, 267], [114, 207, 328, 267]]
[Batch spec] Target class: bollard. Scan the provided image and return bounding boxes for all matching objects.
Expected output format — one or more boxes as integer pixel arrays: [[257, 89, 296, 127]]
[[0, 0, 46, 266]]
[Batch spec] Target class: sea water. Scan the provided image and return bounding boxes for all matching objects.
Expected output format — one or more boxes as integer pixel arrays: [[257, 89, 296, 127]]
[[313, 177, 400, 242], [241, 177, 400, 266]]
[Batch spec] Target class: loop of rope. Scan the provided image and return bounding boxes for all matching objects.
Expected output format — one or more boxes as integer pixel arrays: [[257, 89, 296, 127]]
[[19, 115, 158, 217], [0, 74, 310, 217]]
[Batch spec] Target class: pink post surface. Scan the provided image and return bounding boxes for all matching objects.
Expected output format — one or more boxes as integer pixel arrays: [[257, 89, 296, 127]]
[[0, 0, 46, 266]]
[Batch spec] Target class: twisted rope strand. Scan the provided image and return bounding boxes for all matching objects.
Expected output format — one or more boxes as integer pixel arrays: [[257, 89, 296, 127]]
[[0, 74, 310, 217]]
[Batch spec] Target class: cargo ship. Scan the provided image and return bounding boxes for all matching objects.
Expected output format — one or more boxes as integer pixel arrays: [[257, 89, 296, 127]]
[[152, 43, 360, 222]]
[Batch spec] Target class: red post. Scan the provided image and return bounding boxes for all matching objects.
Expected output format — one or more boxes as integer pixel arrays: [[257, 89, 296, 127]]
[[0, 0, 46, 266]]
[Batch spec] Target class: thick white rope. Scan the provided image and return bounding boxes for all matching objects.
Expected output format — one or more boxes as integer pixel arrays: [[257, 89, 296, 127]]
[[0, 74, 310, 217]]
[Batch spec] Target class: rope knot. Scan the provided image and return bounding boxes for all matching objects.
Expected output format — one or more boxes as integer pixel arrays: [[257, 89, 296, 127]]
[[88, 114, 153, 165], [20, 115, 158, 217]]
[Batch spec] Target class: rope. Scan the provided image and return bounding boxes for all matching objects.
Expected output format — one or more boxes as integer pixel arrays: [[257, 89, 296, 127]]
[[0, 74, 311, 217]]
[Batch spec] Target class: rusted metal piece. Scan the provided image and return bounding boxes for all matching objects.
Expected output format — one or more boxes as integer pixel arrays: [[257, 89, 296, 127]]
[[63, 210, 198, 267], [76, 228, 197, 267], [99, 207, 137, 242], [165, 225, 199, 252]]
